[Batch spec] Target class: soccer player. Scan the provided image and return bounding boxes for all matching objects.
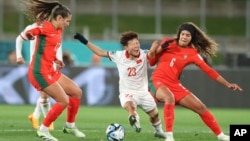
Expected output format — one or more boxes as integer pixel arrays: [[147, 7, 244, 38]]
[[147, 22, 243, 141], [16, 20, 63, 130], [74, 31, 166, 139], [20, 0, 85, 141]]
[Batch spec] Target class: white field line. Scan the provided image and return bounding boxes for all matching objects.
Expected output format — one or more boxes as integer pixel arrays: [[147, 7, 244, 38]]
[[0, 129, 213, 133]]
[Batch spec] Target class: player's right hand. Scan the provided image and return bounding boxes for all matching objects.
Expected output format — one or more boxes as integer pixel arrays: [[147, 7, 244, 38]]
[[54, 60, 65, 70], [148, 40, 159, 58], [16, 57, 25, 64]]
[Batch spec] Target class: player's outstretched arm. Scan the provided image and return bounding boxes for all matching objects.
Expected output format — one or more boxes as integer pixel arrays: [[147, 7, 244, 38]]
[[216, 75, 243, 92], [74, 33, 108, 57]]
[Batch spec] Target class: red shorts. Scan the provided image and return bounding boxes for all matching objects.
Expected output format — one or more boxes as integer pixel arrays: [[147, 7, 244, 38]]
[[28, 69, 61, 90], [149, 79, 191, 103]]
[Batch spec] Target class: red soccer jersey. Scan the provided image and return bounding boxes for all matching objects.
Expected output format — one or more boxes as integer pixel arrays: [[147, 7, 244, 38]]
[[25, 21, 62, 90], [27, 21, 62, 73], [149, 37, 219, 84]]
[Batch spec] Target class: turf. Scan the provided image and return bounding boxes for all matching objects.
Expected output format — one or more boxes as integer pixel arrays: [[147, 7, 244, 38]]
[[0, 105, 249, 141]]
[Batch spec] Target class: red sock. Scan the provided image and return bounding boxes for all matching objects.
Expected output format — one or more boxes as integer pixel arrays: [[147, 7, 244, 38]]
[[163, 104, 175, 132], [43, 103, 65, 127], [67, 97, 81, 123], [199, 110, 222, 135]]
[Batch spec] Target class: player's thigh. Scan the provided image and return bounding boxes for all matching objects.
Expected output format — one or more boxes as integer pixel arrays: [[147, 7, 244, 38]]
[[119, 93, 136, 108], [43, 82, 68, 106], [178, 93, 207, 114], [140, 93, 157, 112], [58, 74, 82, 98]]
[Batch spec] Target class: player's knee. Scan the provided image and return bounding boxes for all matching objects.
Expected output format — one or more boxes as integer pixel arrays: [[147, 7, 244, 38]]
[[59, 99, 69, 107], [148, 108, 159, 119], [124, 102, 136, 111], [70, 87, 83, 98], [39, 97, 50, 104], [76, 87, 83, 96]]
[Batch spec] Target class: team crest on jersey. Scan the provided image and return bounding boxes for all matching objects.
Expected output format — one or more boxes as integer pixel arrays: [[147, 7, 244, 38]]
[[183, 54, 188, 59], [136, 59, 142, 64]]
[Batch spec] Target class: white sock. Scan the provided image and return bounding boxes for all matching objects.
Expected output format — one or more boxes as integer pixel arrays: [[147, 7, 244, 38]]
[[39, 124, 49, 131], [39, 97, 51, 117], [152, 120, 163, 132], [166, 132, 174, 136], [217, 132, 226, 138], [66, 122, 75, 128], [33, 97, 42, 119]]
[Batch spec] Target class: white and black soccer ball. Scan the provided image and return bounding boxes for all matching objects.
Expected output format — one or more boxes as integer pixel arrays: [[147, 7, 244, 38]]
[[105, 123, 125, 141]]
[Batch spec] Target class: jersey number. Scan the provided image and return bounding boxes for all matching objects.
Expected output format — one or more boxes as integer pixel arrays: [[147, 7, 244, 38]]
[[170, 58, 176, 67], [128, 67, 136, 76]]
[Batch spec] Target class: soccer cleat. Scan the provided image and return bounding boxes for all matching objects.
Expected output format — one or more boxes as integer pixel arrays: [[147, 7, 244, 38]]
[[63, 126, 86, 138], [37, 129, 58, 141], [129, 115, 141, 133], [49, 123, 54, 131], [218, 134, 230, 141], [165, 136, 175, 141], [28, 113, 39, 129], [165, 134, 175, 141], [154, 131, 167, 139]]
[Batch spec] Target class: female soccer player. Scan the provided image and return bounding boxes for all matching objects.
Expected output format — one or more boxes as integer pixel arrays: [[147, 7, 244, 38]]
[[148, 22, 243, 141], [74, 31, 166, 139], [20, 0, 85, 140], [16, 20, 63, 131]]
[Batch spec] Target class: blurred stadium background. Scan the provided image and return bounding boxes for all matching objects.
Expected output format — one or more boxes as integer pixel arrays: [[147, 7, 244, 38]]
[[0, 0, 249, 108]]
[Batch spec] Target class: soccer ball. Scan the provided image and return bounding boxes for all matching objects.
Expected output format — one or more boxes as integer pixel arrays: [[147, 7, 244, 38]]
[[105, 123, 125, 141]]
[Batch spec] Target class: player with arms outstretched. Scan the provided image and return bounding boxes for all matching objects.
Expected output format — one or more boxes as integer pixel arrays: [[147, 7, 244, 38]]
[[74, 31, 166, 139], [148, 22, 243, 141]]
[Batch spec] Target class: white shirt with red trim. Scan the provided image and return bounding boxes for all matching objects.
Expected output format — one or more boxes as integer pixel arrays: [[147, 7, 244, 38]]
[[108, 49, 149, 94]]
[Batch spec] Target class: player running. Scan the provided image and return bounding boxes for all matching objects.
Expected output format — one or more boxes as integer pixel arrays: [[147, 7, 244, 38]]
[[20, 0, 85, 140], [16, 20, 62, 130]]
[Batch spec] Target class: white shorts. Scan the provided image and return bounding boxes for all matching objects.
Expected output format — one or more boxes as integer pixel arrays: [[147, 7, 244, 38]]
[[119, 91, 157, 112]]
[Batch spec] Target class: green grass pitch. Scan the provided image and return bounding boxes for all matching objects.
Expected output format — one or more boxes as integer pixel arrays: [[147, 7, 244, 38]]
[[0, 105, 249, 141]]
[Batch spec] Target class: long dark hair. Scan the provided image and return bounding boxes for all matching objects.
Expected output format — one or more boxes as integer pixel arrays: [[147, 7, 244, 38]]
[[176, 22, 218, 58]]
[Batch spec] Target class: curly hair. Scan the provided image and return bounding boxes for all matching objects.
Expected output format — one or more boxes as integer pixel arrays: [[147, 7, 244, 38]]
[[120, 31, 139, 46], [176, 22, 218, 58], [20, 0, 71, 23]]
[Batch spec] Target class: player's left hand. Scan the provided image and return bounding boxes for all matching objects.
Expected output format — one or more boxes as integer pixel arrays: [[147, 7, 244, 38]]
[[227, 83, 243, 91], [55, 60, 65, 70]]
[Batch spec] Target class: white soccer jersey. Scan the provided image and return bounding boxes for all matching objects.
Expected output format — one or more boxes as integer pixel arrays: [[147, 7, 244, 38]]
[[108, 49, 149, 94], [16, 22, 62, 63]]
